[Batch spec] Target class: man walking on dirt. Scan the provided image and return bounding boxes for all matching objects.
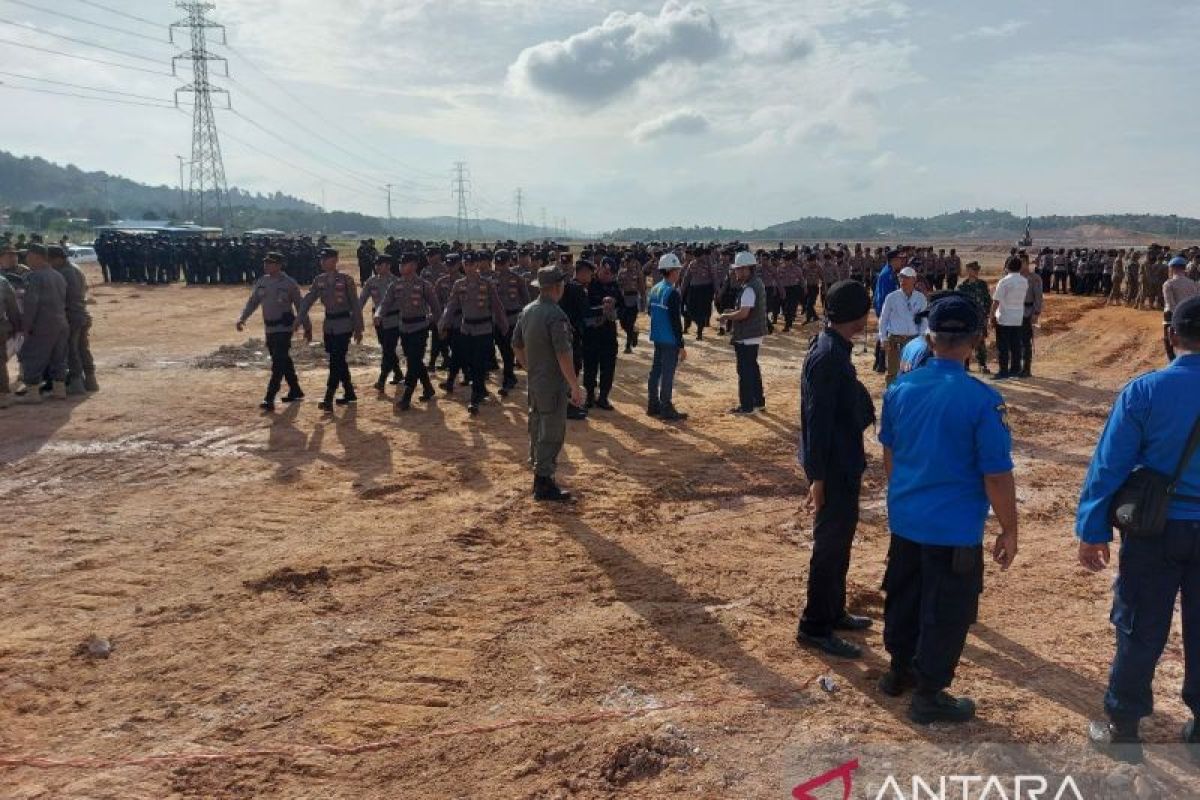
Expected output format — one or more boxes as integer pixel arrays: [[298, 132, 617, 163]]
[[237, 251, 310, 411], [302, 247, 364, 412], [512, 266, 584, 503], [14, 244, 68, 404]]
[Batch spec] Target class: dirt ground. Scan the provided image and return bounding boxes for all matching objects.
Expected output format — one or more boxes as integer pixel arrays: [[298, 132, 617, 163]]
[[2, 249, 1198, 798]]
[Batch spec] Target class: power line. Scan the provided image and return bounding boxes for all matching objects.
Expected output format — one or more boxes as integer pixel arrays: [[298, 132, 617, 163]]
[[0, 70, 170, 103], [0, 82, 173, 108], [222, 41, 448, 183], [70, 0, 166, 28], [1, 0, 170, 44], [0, 36, 171, 74], [452, 162, 471, 241], [0, 16, 163, 63]]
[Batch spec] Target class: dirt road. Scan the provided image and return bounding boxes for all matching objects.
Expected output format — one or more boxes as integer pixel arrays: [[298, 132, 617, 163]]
[[1, 258, 1196, 798]]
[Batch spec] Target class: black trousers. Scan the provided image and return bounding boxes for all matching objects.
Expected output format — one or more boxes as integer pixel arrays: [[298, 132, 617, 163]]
[[376, 325, 403, 386], [782, 285, 802, 326], [687, 285, 714, 331], [400, 328, 433, 394], [1052, 272, 1068, 293], [323, 332, 354, 399], [803, 285, 819, 322], [265, 331, 300, 400], [429, 328, 451, 369], [618, 305, 638, 347], [883, 534, 982, 694], [494, 327, 517, 384], [766, 287, 781, 321], [458, 332, 492, 404], [799, 473, 862, 637], [582, 329, 618, 400], [1019, 317, 1034, 374], [946, 274, 959, 290], [733, 342, 763, 411], [995, 324, 1022, 375]]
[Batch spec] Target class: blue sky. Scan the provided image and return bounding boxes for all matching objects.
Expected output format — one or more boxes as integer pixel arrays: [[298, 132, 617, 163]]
[[0, 0, 1195, 232]]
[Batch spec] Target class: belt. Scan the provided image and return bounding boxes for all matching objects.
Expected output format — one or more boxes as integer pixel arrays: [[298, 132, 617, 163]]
[[402, 316, 428, 323], [463, 315, 490, 325], [326, 311, 351, 320]]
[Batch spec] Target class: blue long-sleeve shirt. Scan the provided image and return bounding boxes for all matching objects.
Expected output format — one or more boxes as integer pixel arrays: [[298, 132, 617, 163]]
[[1076, 354, 1200, 543], [874, 264, 897, 317]]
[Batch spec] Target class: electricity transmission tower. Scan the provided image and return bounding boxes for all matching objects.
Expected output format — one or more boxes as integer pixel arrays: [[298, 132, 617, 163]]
[[452, 162, 471, 242], [514, 187, 525, 240], [171, 2, 232, 230]]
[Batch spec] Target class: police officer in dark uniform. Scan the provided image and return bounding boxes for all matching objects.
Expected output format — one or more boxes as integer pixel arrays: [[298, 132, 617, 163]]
[[1079, 295, 1200, 763], [797, 280, 876, 659], [877, 294, 1018, 724], [557, 253, 590, 420], [580, 259, 622, 411]]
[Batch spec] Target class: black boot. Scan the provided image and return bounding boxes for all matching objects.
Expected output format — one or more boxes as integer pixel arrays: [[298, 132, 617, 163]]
[[1088, 719, 1143, 764], [318, 392, 335, 412], [280, 390, 305, 403], [584, 392, 596, 409], [533, 475, 573, 503], [878, 664, 915, 697], [594, 395, 614, 411], [910, 691, 976, 725], [567, 404, 588, 420], [396, 387, 414, 411], [659, 403, 688, 422], [647, 399, 661, 418]]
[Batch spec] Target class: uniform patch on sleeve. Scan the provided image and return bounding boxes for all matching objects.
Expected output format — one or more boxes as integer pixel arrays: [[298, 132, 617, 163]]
[[996, 402, 1010, 431]]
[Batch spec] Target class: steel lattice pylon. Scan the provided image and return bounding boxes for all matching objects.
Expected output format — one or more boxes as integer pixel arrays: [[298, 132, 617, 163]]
[[171, 2, 232, 230]]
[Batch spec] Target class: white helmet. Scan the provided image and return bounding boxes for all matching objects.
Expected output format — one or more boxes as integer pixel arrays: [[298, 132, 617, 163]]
[[658, 252, 682, 272], [733, 251, 757, 268]]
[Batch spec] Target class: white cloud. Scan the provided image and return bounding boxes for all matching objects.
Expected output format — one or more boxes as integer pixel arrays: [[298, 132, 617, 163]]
[[508, 1, 727, 103], [632, 109, 711, 142], [953, 20, 1027, 41]]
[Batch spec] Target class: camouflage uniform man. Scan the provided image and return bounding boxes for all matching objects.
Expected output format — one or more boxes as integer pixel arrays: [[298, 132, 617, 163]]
[[237, 251, 310, 410], [439, 252, 508, 416], [945, 249, 962, 290], [301, 247, 364, 412], [15, 244, 69, 403], [958, 261, 992, 374], [47, 246, 97, 394], [359, 254, 403, 391], [512, 266, 584, 502], [490, 250, 529, 395], [616, 253, 647, 352], [377, 252, 441, 410], [0, 270, 20, 408]]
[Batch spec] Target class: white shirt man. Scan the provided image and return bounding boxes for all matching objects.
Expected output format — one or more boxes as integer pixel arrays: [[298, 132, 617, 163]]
[[879, 267, 928, 384], [993, 269, 1029, 327]]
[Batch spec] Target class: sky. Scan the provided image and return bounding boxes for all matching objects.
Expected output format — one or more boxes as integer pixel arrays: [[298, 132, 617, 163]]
[[0, 0, 1196, 233]]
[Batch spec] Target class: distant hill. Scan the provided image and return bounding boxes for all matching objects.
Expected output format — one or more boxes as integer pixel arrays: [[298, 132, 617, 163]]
[[605, 210, 1200, 244], [0, 150, 569, 241]]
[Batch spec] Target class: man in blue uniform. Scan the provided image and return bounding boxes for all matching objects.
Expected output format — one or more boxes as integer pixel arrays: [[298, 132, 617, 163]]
[[797, 280, 876, 659], [878, 294, 1019, 724], [1077, 294, 1200, 764]]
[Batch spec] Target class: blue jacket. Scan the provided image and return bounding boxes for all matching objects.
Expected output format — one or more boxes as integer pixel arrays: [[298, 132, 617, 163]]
[[1076, 354, 1200, 543], [874, 265, 897, 317]]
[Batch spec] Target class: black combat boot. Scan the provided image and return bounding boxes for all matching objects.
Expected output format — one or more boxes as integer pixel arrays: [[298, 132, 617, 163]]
[[646, 399, 662, 418], [877, 662, 915, 697], [396, 386, 414, 411], [910, 691, 976, 725], [659, 404, 688, 422], [318, 392, 335, 412], [533, 476, 573, 503]]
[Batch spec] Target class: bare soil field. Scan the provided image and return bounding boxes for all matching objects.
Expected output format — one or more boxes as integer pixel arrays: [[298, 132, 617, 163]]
[[2, 252, 1198, 798]]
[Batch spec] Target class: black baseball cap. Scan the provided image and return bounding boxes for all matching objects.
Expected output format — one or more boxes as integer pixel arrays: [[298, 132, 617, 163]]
[[263, 251, 285, 264]]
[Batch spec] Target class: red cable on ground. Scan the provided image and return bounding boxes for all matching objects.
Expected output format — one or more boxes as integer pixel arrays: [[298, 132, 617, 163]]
[[0, 679, 819, 771]]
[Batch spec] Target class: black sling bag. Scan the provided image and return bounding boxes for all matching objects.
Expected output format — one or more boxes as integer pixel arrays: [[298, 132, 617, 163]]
[[1109, 414, 1200, 538]]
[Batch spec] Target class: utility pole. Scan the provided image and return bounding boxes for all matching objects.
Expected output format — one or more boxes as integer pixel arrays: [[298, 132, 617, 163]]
[[385, 183, 393, 222], [171, 2, 232, 231], [514, 187, 525, 240], [540, 207, 547, 239], [473, 206, 482, 239], [175, 155, 190, 219], [452, 161, 471, 242]]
